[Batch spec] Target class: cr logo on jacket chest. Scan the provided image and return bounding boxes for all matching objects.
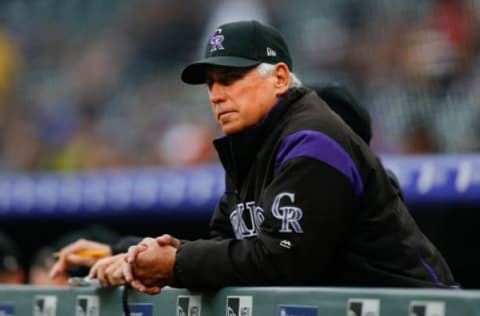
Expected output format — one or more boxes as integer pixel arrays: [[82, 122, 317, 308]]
[[229, 192, 304, 239]]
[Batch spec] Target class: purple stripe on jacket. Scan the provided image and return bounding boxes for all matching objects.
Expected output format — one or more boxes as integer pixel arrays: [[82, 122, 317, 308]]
[[275, 130, 364, 197]]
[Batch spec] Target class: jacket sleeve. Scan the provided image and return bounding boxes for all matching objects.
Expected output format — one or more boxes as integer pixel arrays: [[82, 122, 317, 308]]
[[208, 189, 236, 240], [173, 156, 356, 289]]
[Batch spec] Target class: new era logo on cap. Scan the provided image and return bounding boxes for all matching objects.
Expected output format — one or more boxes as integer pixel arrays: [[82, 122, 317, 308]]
[[266, 47, 277, 56], [181, 20, 293, 84]]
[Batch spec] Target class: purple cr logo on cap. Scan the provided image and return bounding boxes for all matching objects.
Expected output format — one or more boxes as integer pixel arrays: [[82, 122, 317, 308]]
[[209, 29, 225, 52]]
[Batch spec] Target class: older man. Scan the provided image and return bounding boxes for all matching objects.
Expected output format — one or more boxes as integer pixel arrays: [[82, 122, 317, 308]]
[[51, 20, 458, 294]]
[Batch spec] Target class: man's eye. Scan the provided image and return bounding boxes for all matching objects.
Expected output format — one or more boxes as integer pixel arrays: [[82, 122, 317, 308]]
[[219, 72, 244, 84], [206, 77, 213, 88], [206, 67, 253, 86], [218, 77, 236, 85]]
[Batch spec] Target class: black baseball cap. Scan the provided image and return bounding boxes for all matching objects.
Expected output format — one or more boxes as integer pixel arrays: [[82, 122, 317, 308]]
[[181, 20, 293, 84]]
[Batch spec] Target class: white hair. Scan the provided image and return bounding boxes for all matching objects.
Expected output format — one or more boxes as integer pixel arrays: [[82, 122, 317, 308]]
[[256, 63, 303, 88]]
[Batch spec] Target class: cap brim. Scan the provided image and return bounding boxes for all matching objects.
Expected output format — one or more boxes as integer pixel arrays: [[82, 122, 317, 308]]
[[181, 56, 261, 84]]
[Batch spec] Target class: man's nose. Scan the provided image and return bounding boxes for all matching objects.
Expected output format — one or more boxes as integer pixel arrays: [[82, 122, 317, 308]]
[[209, 82, 226, 103]]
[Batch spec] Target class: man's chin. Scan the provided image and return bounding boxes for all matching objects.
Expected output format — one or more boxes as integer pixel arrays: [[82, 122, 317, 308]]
[[221, 124, 242, 135]]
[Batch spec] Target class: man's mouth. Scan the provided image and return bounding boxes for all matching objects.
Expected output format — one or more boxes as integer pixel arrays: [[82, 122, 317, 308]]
[[218, 110, 234, 120]]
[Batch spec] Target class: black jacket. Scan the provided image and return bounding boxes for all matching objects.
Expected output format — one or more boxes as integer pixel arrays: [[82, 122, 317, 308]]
[[173, 88, 458, 289]]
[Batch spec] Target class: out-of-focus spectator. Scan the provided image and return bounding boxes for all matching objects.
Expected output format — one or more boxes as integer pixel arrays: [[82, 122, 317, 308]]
[[0, 0, 479, 173], [122, 0, 209, 72], [429, 0, 475, 74], [364, 0, 479, 154], [1, 114, 42, 170], [0, 27, 23, 169], [51, 225, 120, 281], [0, 27, 20, 101], [401, 0, 475, 92], [44, 119, 132, 171], [400, 118, 439, 153], [0, 231, 25, 284], [29, 246, 68, 285], [29, 224, 120, 285], [154, 122, 217, 167]]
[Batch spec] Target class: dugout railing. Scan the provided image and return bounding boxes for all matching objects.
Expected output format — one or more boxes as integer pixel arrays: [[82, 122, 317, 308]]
[[1, 285, 480, 315]]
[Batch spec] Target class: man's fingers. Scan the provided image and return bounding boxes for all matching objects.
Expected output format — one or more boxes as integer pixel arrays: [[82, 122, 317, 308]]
[[98, 269, 113, 287], [112, 272, 125, 284], [123, 257, 135, 282], [156, 234, 181, 248], [49, 240, 110, 279], [125, 247, 136, 264], [92, 258, 110, 287], [126, 243, 149, 262], [56, 239, 86, 256], [130, 279, 146, 292], [50, 253, 97, 279], [104, 267, 124, 286], [155, 234, 170, 245], [49, 260, 65, 278], [130, 279, 160, 294], [90, 254, 127, 287], [142, 287, 161, 295], [95, 265, 107, 286], [88, 265, 98, 279], [67, 254, 98, 266]]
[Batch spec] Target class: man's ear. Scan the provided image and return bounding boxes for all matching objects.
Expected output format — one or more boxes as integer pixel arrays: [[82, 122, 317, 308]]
[[273, 63, 290, 95]]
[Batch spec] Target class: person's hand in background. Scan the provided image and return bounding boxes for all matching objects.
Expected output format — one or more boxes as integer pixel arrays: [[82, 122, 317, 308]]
[[49, 239, 111, 279], [88, 253, 127, 287]]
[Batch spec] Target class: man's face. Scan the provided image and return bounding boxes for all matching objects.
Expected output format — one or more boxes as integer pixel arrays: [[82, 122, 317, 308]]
[[206, 65, 280, 135]]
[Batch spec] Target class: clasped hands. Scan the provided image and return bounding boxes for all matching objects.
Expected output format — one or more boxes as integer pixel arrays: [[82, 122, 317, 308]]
[[123, 234, 180, 294], [49, 234, 180, 295]]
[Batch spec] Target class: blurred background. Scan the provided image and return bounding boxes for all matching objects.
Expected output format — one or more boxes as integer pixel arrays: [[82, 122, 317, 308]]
[[0, 0, 479, 287], [0, 0, 479, 171]]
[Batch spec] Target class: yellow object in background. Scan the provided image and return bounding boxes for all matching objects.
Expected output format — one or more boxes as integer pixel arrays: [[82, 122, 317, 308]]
[[53, 249, 109, 258]]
